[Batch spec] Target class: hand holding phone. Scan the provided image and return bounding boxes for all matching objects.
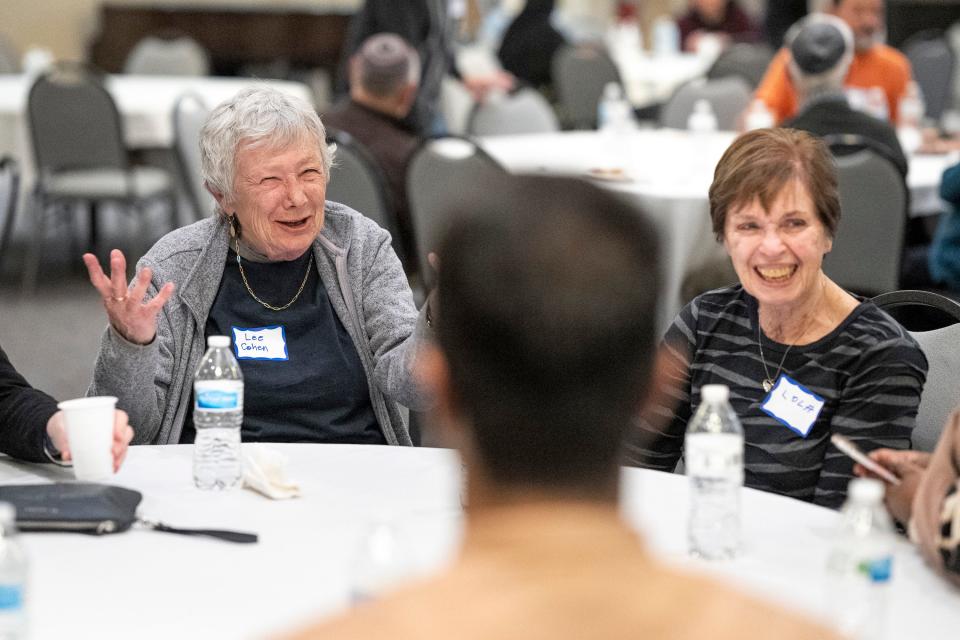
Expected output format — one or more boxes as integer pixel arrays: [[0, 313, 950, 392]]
[[831, 434, 901, 485]]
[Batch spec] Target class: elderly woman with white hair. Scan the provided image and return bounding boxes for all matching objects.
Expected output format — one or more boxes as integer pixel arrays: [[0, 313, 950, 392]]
[[84, 87, 428, 446]]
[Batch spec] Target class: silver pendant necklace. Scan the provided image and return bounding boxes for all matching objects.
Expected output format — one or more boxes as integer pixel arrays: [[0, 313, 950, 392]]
[[757, 310, 813, 392]]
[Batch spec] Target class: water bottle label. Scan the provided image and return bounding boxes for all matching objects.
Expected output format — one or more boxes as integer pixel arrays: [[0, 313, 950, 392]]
[[860, 555, 893, 583], [0, 585, 23, 610], [686, 433, 743, 480], [195, 381, 243, 411], [231, 325, 289, 361], [760, 374, 824, 438]]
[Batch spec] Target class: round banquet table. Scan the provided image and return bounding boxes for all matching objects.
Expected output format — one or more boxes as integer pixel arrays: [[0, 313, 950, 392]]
[[0, 444, 956, 639], [480, 130, 960, 332]]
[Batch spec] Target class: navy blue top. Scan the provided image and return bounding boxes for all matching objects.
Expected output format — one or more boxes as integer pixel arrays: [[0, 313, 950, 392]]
[[181, 248, 384, 445]]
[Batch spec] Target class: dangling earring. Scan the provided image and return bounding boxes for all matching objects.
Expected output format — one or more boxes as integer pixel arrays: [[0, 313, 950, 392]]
[[228, 214, 239, 239]]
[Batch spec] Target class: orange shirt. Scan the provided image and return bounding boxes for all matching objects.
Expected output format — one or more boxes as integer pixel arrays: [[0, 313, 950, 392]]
[[756, 43, 913, 124]]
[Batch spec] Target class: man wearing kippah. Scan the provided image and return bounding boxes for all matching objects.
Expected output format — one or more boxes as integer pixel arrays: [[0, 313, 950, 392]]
[[754, 0, 912, 124], [324, 34, 422, 272], [782, 13, 907, 176]]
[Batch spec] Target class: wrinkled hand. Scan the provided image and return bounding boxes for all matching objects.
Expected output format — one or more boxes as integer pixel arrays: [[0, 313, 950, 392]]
[[83, 250, 175, 345], [462, 71, 515, 102], [46, 409, 135, 472], [854, 448, 932, 524]]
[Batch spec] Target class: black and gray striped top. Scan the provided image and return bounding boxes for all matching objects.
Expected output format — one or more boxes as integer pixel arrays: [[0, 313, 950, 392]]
[[627, 285, 928, 509]]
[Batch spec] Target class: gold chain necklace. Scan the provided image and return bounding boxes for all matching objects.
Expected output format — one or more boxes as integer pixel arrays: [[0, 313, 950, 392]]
[[235, 238, 313, 312]]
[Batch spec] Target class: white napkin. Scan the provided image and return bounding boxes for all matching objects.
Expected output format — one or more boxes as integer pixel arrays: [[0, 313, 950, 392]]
[[242, 445, 301, 499]]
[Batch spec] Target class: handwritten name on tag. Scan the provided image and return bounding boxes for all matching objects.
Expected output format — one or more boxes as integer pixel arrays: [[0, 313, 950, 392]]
[[760, 375, 824, 438], [232, 326, 288, 361]]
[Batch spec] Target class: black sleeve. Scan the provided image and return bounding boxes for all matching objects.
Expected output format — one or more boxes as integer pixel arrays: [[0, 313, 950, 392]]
[[0, 345, 58, 462]]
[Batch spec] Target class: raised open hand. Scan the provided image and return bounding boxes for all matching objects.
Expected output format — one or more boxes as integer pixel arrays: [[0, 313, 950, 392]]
[[83, 249, 175, 345]]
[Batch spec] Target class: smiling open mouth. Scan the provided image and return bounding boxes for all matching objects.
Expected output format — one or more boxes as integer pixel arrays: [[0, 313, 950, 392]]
[[755, 265, 797, 282], [278, 217, 310, 230]]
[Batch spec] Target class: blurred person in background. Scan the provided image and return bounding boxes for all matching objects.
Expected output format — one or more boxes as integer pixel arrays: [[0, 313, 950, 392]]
[[283, 174, 838, 640], [782, 13, 906, 176], [324, 34, 422, 273], [755, 0, 912, 123], [628, 128, 926, 510], [677, 0, 760, 53], [338, 0, 513, 135], [497, 0, 567, 90]]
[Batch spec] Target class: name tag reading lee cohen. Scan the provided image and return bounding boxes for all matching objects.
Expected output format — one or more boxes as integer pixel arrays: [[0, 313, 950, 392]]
[[760, 375, 824, 438], [232, 326, 288, 361]]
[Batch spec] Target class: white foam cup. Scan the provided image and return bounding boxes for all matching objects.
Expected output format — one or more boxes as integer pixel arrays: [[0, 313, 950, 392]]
[[56, 396, 117, 481]]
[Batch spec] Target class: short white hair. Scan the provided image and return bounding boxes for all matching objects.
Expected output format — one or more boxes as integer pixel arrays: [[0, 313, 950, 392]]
[[787, 13, 855, 95], [200, 86, 334, 218]]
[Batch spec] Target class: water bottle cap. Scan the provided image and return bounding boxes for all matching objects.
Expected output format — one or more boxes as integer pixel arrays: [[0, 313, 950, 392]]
[[693, 99, 713, 114], [0, 502, 16, 525], [701, 384, 729, 403], [848, 478, 884, 504], [603, 82, 622, 100], [207, 335, 231, 348]]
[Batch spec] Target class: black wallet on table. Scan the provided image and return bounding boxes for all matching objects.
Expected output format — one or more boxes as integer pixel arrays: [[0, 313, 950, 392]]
[[0, 483, 257, 542]]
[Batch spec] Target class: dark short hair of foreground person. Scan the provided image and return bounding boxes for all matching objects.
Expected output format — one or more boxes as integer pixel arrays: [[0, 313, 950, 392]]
[[281, 176, 838, 640]]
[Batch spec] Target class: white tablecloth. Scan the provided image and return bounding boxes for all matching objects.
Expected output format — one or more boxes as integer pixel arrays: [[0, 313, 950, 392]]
[[480, 130, 959, 328], [611, 50, 715, 109], [0, 444, 957, 639]]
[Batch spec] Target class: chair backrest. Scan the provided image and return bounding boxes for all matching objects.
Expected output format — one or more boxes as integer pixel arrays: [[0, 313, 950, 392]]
[[903, 35, 955, 121], [123, 35, 211, 76], [822, 144, 906, 295], [406, 137, 507, 286], [0, 33, 19, 73], [27, 64, 128, 176], [325, 131, 403, 262], [552, 44, 620, 129], [467, 87, 560, 136], [0, 156, 20, 258], [706, 42, 775, 88], [172, 92, 213, 221], [872, 289, 960, 331], [659, 76, 752, 130], [908, 323, 960, 452]]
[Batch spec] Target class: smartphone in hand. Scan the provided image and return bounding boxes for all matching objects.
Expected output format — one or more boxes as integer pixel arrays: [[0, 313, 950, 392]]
[[831, 434, 901, 486]]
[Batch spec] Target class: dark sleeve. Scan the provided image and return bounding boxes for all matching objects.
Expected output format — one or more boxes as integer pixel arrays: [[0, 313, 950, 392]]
[[0, 345, 58, 462], [814, 333, 927, 508], [940, 163, 960, 205], [624, 301, 697, 470]]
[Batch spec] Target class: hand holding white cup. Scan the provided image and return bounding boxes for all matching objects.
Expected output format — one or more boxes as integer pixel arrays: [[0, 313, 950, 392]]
[[55, 397, 120, 481]]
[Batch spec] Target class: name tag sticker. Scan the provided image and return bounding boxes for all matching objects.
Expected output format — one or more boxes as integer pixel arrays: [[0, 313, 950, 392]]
[[760, 374, 824, 438], [232, 326, 288, 361]]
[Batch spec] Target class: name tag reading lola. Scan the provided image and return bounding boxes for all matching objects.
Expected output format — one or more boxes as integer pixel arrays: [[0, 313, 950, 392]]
[[232, 326, 288, 361], [760, 375, 824, 438]]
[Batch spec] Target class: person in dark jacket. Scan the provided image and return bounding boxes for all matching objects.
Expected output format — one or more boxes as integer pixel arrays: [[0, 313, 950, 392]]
[[677, 0, 760, 53], [0, 344, 132, 467], [497, 0, 566, 89]]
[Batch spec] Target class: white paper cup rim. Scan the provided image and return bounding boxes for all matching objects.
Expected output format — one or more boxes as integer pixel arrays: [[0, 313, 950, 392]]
[[57, 396, 118, 411]]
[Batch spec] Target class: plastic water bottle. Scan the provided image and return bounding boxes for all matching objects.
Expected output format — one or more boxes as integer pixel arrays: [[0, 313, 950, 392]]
[[193, 335, 243, 490], [686, 384, 744, 560], [744, 99, 775, 131], [897, 81, 926, 153], [687, 99, 718, 133], [349, 521, 410, 604], [0, 503, 27, 640], [826, 478, 894, 640], [597, 82, 633, 132]]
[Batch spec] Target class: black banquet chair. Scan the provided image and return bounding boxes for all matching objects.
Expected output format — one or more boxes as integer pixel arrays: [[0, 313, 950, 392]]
[[873, 289, 960, 452], [25, 62, 175, 289]]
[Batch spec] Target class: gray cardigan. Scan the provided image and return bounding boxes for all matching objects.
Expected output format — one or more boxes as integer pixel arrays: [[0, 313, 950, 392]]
[[88, 202, 430, 446]]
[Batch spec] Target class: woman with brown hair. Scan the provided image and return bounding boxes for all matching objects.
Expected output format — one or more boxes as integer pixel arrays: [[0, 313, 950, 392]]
[[629, 128, 927, 509]]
